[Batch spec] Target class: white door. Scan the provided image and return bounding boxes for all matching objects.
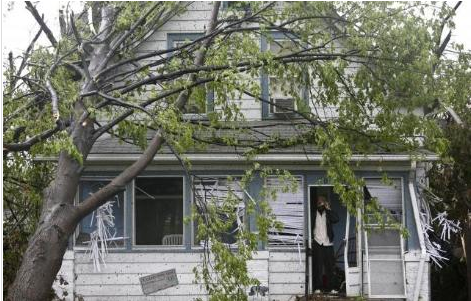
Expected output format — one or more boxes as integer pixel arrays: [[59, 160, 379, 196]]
[[364, 179, 407, 299]]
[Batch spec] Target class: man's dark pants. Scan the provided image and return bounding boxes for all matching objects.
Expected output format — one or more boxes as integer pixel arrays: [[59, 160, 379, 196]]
[[312, 240, 335, 291]]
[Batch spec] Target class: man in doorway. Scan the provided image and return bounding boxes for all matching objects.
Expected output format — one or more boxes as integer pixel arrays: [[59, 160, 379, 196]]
[[312, 195, 339, 294]]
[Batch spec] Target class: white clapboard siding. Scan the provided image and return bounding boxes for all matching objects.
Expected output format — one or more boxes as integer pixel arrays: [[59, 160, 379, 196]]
[[269, 252, 305, 301], [405, 261, 431, 301], [266, 176, 304, 247], [53, 250, 75, 301], [69, 250, 269, 300]]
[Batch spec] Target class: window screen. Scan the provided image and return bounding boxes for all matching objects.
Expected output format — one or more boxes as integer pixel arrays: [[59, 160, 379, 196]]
[[193, 177, 245, 245], [266, 176, 304, 246], [77, 180, 125, 247], [134, 177, 183, 245]]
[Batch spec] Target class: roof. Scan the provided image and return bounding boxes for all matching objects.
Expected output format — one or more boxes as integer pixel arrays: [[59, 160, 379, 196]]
[[90, 120, 321, 155], [87, 120, 439, 163]]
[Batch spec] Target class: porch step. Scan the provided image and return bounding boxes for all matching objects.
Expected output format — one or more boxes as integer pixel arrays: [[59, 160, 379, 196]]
[[295, 293, 357, 301]]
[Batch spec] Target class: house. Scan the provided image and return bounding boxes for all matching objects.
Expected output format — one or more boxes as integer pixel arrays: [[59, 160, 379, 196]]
[[53, 2, 435, 300]]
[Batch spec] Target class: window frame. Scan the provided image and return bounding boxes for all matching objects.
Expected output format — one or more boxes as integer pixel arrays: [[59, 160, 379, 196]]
[[132, 175, 186, 249], [167, 33, 215, 119], [73, 177, 127, 250], [260, 32, 309, 119]]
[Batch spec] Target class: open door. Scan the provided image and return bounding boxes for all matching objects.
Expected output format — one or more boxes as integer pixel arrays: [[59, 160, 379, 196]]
[[363, 179, 407, 298], [309, 186, 356, 295]]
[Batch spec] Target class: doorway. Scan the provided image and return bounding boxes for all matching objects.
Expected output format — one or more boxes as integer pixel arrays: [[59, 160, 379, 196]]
[[309, 185, 357, 294]]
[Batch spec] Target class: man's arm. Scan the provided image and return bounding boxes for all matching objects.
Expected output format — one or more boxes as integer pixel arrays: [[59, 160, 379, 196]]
[[327, 209, 339, 224]]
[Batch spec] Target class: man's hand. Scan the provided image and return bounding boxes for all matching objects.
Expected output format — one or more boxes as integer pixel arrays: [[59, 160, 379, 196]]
[[324, 201, 331, 210]]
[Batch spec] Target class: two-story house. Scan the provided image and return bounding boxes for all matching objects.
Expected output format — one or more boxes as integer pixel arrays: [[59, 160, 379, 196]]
[[52, 2, 434, 300]]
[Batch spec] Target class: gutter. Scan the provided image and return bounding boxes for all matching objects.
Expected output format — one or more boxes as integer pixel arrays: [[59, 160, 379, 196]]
[[36, 153, 440, 163], [408, 161, 427, 301]]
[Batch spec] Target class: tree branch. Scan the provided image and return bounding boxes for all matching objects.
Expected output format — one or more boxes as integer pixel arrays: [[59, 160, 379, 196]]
[[76, 1, 221, 219], [25, 1, 57, 47], [3, 123, 66, 156]]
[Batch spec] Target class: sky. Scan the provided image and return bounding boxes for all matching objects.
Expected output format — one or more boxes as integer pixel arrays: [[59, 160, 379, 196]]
[[1, 1, 471, 61]]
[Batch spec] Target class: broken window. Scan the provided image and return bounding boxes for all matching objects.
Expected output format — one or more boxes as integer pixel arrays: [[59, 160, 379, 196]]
[[76, 180, 125, 247], [134, 177, 184, 246], [193, 177, 245, 246], [266, 176, 304, 247]]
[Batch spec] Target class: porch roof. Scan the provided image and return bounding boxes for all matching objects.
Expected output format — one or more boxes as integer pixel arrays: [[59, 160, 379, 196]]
[[89, 120, 437, 162]]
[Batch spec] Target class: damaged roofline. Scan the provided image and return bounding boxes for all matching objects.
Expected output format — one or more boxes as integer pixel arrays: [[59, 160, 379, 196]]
[[36, 153, 440, 163]]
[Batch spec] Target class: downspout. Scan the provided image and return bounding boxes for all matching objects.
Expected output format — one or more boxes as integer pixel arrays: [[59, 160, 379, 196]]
[[409, 161, 427, 301]]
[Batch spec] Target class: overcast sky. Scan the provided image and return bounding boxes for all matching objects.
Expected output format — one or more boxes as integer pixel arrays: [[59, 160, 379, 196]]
[[2, 1, 470, 60]]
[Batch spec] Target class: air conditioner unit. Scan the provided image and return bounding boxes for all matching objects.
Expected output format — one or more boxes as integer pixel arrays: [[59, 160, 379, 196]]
[[271, 97, 296, 114]]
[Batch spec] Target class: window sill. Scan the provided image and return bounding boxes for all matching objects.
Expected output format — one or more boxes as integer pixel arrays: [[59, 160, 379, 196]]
[[182, 113, 209, 121]]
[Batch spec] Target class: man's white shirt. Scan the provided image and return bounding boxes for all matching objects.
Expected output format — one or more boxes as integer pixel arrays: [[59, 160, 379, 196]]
[[314, 210, 333, 246]]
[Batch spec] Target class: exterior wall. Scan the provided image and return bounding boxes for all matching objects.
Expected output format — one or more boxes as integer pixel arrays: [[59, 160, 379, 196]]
[[135, 2, 261, 121], [405, 254, 431, 301], [53, 250, 75, 301], [54, 250, 430, 300], [55, 251, 269, 301], [268, 251, 305, 301]]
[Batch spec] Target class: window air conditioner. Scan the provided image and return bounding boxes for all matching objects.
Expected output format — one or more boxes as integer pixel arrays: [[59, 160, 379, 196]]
[[271, 97, 296, 114]]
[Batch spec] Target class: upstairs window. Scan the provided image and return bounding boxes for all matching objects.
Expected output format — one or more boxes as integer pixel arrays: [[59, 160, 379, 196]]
[[261, 33, 308, 119], [134, 177, 184, 246], [167, 33, 214, 116], [268, 40, 303, 114], [76, 180, 125, 248]]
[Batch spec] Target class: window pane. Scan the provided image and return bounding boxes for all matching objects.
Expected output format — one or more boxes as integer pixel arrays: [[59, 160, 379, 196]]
[[77, 181, 125, 247], [135, 177, 183, 245], [369, 260, 405, 295]]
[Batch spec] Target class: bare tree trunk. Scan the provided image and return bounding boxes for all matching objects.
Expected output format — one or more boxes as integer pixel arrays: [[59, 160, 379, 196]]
[[7, 150, 91, 301]]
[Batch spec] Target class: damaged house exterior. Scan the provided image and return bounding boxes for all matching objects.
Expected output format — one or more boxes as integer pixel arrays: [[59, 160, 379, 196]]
[[35, 2, 446, 300]]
